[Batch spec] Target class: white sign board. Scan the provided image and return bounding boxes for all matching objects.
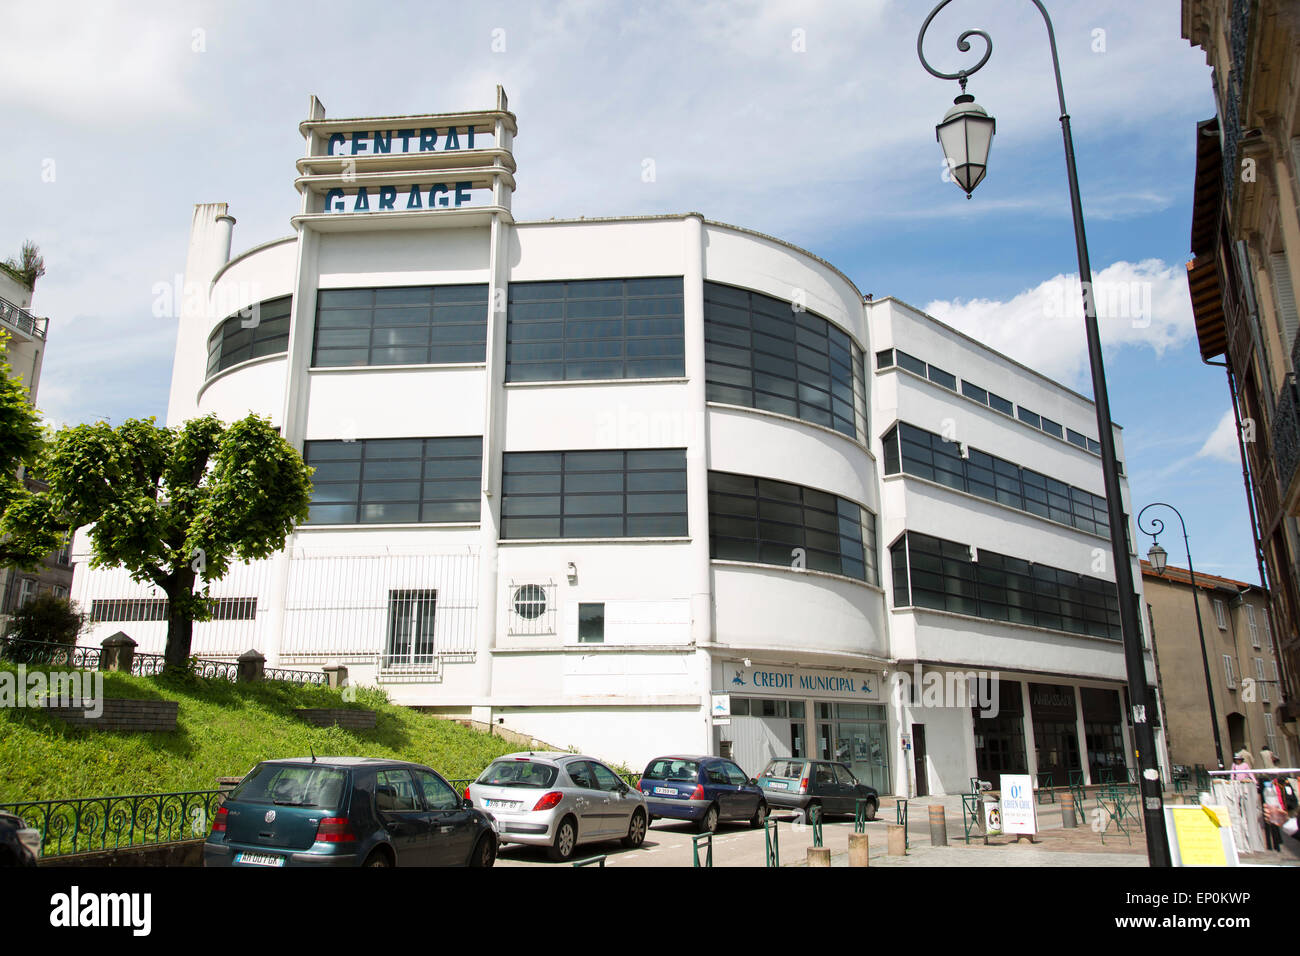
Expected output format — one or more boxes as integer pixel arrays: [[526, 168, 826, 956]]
[[710, 694, 731, 719], [999, 774, 1038, 834]]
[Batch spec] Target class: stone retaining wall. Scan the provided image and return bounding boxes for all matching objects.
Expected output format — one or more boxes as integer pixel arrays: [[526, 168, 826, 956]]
[[46, 699, 179, 732]]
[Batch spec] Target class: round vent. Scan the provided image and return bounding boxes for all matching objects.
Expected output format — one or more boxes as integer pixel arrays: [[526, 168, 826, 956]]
[[513, 584, 547, 620]]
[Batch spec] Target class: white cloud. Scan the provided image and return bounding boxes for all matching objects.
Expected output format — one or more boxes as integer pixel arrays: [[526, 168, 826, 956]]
[[1197, 409, 1239, 463], [921, 259, 1194, 390]]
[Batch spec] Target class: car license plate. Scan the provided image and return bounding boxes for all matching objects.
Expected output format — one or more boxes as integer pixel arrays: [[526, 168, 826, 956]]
[[485, 799, 521, 809], [236, 852, 285, 867], [768, 781, 789, 790], [653, 787, 677, 796]]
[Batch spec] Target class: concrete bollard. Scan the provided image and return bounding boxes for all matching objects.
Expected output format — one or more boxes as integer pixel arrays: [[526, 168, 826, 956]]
[[807, 846, 832, 867], [237, 648, 266, 683], [887, 824, 907, 856], [323, 664, 349, 690], [1061, 791, 1077, 828], [848, 832, 869, 867], [928, 804, 948, 846], [100, 632, 137, 673]]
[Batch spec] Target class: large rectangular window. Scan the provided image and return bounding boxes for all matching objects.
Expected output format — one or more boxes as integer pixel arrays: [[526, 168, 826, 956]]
[[704, 282, 867, 441], [384, 589, 436, 669], [207, 296, 292, 379], [506, 277, 684, 381], [881, 422, 1109, 537], [303, 437, 482, 525], [889, 531, 1122, 640], [707, 471, 879, 584], [312, 285, 488, 368], [500, 449, 687, 538]]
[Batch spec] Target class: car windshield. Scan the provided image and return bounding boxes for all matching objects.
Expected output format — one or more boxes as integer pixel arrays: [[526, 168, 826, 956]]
[[643, 759, 699, 781], [477, 760, 559, 788], [762, 760, 806, 780], [231, 763, 348, 809]]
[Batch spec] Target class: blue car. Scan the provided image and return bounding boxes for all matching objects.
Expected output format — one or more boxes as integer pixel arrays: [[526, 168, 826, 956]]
[[638, 755, 767, 833], [204, 756, 497, 867]]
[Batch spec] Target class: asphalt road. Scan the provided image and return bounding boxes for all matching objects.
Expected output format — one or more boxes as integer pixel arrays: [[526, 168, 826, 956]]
[[494, 810, 886, 867]]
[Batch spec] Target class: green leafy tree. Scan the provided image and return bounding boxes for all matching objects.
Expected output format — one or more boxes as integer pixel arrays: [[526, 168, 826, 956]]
[[5, 414, 313, 671], [2, 240, 46, 289], [3, 594, 85, 660], [0, 329, 55, 568]]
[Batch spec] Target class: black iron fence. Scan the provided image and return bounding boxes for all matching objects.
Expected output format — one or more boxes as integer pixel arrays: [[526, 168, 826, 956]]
[[0, 790, 225, 858]]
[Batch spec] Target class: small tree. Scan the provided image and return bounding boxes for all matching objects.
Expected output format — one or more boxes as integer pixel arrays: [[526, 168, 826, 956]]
[[2, 241, 46, 289], [6, 414, 313, 671], [3, 594, 85, 660]]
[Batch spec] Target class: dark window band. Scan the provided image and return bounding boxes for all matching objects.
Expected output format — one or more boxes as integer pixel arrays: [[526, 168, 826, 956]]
[[313, 285, 488, 368], [206, 296, 292, 379]]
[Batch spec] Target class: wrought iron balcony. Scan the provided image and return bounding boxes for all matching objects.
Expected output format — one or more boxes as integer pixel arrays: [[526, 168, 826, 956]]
[[1273, 374, 1300, 506], [0, 295, 48, 341]]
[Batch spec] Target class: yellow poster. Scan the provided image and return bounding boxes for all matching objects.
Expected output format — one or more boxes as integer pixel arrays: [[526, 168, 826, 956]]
[[1169, 806, 1228, 866]]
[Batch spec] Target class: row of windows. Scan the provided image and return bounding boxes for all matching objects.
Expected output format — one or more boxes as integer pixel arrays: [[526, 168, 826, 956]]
[[304, 438, 483, 525], [876, 347, 1105, 457], [206, 296, 292, 379], [708, 471, 879, 584], [499, 449, 688, 539], [882, 422, 1110, 536], [890, 531, 1122, 640], [89, 597, 258, 623], [505, 277, 685, 381], [704, 282, 868, 442], [313, 284, 489, 368]]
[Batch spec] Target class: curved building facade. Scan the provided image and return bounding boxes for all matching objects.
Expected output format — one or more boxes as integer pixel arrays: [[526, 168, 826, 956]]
[[72, 90, 1165, 794]]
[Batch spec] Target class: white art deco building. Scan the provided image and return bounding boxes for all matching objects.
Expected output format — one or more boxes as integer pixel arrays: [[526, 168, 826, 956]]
[[72, 89, 1166, 795]]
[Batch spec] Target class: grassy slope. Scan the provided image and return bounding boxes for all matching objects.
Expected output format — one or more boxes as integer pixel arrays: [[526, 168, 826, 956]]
[[0, 664, 528, 802]]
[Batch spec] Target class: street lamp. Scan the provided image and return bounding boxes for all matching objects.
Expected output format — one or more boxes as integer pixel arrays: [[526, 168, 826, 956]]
[[1138, 503, 1227, 771], [917, 0, 1172, 867]]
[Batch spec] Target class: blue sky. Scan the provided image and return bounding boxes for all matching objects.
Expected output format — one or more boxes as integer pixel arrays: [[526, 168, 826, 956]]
[[0, 0, 1259, 582]]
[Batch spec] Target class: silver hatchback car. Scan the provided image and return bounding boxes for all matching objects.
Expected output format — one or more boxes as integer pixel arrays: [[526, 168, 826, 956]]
[[466, 752, 648, 862]]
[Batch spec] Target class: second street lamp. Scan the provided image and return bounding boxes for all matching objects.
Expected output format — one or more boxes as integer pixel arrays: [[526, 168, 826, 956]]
[[917, 0, 1172, 866]]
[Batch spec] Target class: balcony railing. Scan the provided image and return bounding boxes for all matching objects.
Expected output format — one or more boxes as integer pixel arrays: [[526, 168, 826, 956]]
[[0, 296, 48, 340], [1273, 374, 1300, 506]]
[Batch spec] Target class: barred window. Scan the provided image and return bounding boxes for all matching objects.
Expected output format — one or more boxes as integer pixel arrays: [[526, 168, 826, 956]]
[[206, 296, 292, 378], [90, 597, 257, 622], [312, 285, 487, 368], [501, 449, 687, 539], [506, 277, 684, 382], [707, 471, 879, 584], [304, 437, 482, 525], [881, 422, 1109, 537], [889, 531, 1121, 639], [704, 282, 867, 441]]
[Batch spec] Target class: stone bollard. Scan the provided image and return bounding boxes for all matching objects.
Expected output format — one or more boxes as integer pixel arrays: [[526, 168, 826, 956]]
[[848, 832, 869, 867], [807, 846, 832, 867], [100, 632, 137, 673], [887, 824, 907, 856], [1061, 791, 1077, 828], [237, 648, 266, 683], [928, 804, 948, 846], [323, 664, 349, 690]]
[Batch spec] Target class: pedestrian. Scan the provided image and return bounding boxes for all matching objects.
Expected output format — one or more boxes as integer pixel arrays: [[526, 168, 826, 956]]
[[1259, 745, 1280, 769], [1231, 750, 1253, 781]]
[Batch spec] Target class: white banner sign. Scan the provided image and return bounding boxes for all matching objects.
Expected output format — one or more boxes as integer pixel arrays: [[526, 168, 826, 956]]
[[1000, 774, 1037, 834]]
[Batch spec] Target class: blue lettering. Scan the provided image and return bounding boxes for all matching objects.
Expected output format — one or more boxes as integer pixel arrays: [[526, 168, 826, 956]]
[[467, 127, 476, 149], [397, 128, 415, 152], [444, 127, 461, 150], [353, 187, 370, 211], [373, 130, 391, 154], [454, 181, 472, 206], [430, 183, 449, 207], [420, 128, 437, 151], [327, 133, 345, 156], [350, 132, 367, 155], [324, 188, 345, 212], [405, 185, 422, 209], [378, 186, 397, 210]]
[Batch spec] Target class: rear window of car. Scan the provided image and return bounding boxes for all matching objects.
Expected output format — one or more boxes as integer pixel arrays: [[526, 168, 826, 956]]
[[231, 763, 349, 810], [477, 760, 559, 788], [643, 759, 699, 781], [762, 759, 806, 780]]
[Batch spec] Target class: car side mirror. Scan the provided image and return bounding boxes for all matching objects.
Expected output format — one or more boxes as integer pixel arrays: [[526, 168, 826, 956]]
[[749, 778, 758, 786]]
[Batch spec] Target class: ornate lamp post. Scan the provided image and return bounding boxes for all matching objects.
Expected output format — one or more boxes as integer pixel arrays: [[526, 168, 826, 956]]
[[1138, 503, 1227, 771], [917, 0, 1171, 866]]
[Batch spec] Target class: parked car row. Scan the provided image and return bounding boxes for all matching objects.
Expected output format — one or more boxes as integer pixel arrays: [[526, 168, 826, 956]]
[[201, 752, 881, 867]]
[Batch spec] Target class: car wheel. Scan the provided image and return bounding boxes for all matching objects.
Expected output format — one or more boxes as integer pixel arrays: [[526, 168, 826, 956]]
[[548, 817, 578, 862], [804, 801, 822, 825], [363, 848, 392, 867], [622, 810, 647, 848], [697, 804, 719, 834], [749, 801, 767, 829], [863, 799, 878, 822], [470, 833, 496, 867]]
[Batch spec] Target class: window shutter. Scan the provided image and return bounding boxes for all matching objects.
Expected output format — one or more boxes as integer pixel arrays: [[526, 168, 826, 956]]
[[1268, 252, 1299, 353]]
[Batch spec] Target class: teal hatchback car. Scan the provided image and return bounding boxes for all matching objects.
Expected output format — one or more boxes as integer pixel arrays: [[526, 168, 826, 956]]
[[204, 757, 497, 867]]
